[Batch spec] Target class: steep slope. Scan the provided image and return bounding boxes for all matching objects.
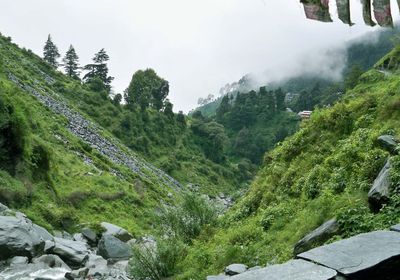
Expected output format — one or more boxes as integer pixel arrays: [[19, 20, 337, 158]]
[[177, 50, 400, 279], [0, 35, 186, 234]]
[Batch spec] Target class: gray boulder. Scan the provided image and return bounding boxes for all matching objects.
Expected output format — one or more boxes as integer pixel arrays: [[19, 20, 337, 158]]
[[33, 254, 71, 269], [85, 254, 108, 277], [229, 259, 336, 280], [378, 135, 398, 153], [368, 160, 391, 209], [100, 222, 133, 242], [294, 219, 339, 255], [298, 230, 400, 279], [33, 224, 54, 241], [0, 215, 46, 260], [8, 256, 28, 267], [390, 224, 400, 232], [98, 234, 132, 260], [207, 275, 230, 280], [225, 264, 248, 276], [0, 203, 12, 216], [81, 228, 97, 244], [65, 267, 89, 280], [49, 237, 90, 266]]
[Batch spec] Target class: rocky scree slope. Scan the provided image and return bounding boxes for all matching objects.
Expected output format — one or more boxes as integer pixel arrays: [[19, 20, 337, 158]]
[[7, 72, 182, 191]]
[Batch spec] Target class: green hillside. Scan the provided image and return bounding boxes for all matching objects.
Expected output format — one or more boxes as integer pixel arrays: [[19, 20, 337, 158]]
[[192, 26, 399, 118], [177, 49, 400, 279]]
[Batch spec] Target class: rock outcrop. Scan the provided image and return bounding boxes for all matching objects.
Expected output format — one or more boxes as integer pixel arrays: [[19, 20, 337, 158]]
[[293, 219, 339, 255], [378, 135, 398, 153], [298, 230, 400, 280], [368, 159, 391, 209], [208, 229, 400, 280], [228, 259, 336, 280]]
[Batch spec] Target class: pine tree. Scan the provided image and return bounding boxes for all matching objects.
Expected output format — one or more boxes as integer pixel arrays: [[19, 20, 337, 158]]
[[63, 45, 80, 79], [43, 34, 60, 68], [83, 49, 114, 91]]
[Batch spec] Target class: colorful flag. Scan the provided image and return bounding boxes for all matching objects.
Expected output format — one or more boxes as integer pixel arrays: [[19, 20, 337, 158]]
[[361, 0, 376, 26], [336, 0, 354, 25], [373, 0, 393, 27], [301, 0, 333, 22]]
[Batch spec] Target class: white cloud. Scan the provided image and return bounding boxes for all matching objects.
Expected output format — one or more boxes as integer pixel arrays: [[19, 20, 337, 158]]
[[1, 0, 398, 112]]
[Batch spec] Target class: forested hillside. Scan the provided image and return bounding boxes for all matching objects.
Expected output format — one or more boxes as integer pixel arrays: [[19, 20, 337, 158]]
[[176, 46, 400, 279], [194, 26, 399, 117]]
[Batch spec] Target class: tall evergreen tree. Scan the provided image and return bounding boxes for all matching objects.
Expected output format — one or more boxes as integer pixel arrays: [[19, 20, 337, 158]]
[[275, 88, 286, 111], [83, 49, 114, 91], [43, 34, 60, 68], [63, 45, 80, 79]]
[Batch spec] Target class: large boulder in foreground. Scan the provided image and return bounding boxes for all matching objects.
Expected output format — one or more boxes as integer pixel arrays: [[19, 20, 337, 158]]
[[229, 259, 337, 280], [293, 219, 339, 255], [98, 234, 132, 260], [298, 230, 400, 280], [368, 160, 391, 210], [0, 215, 46, 260], [100, 222, 133, 242]]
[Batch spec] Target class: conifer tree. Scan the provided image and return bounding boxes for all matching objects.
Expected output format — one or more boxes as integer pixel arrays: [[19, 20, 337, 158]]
[[63, 45, 80, 79], [83, 48, 114, 91], [43, 34, 60, 68]]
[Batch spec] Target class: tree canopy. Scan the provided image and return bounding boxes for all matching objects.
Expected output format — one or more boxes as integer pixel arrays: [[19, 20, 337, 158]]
[[43, 34, 60, 68]]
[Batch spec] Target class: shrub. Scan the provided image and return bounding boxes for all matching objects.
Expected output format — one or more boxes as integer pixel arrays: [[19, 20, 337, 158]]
[[158, 193, 218, 243], [129, 238, 186, 280]]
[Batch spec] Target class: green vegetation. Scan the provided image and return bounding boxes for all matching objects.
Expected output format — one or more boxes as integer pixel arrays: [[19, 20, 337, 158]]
[[1, 25, 400, 280], [130, 193, 217, 279], [176, 64, 400, 279]]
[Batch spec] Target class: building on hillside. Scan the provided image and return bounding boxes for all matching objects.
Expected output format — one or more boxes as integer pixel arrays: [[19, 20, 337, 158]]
[[298, 110, 312, 120]]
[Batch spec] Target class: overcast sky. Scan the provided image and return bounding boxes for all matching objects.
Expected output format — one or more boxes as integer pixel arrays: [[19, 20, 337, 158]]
[[1, 0, 399, 112]]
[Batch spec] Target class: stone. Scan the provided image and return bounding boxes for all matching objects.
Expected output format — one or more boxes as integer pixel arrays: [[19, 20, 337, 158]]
[[229, 259, 336, 280], [8, 256, 28, 266], [298, 230, 400, 279], [390, 224, 400, 232], [248, 266, 262, 271], [368, 160, 391, 209], [377, 135, 398, 153], [44, 240, 55, 252], [49, 237, 89, 266], [65, 267, 89, 280], [294, 219, 339, 255], [0, 215, 45, 260], [33, 224, 54, 242], [85, 254, 108, 277], [81, 228, 97, 244], [0, 203, 12, 215], [33, 254, 71, 270], [225, 264, 248, 276], [73, 233, 87, 243], [207, 275, 230, 280], [98, 234, 132, 260], [100, 222, 133, 242]]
